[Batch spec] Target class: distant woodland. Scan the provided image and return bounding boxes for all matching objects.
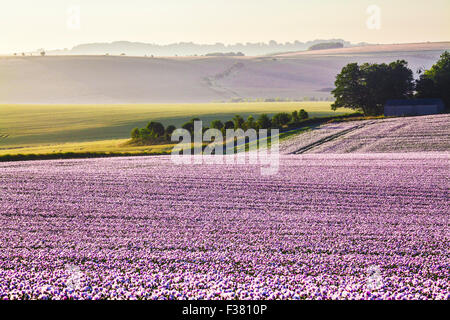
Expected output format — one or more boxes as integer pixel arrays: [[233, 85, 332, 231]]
[[44, 39, 364, 56]]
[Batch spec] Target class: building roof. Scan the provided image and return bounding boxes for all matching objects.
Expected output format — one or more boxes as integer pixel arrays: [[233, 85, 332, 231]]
[[385, 99, 444, 106]]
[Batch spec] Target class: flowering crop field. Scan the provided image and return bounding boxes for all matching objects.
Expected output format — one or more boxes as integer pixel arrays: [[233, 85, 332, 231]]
[[280, 114, 450, 154], [279, 121, 365, 154], [0, 153, 448, 300]]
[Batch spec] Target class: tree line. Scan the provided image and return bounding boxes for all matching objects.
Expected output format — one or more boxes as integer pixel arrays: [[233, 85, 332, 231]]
[[130, 110, 309, 143], [332, 51, 450, 115]]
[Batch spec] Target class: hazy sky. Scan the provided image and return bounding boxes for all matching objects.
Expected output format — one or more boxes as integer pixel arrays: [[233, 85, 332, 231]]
[[1, 0, 449, 53]]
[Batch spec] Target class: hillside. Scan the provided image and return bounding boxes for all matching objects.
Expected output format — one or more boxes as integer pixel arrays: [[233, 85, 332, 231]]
[[280, 114, 450, 154], [0, 102, 346, 149], [0, 42, 448, 104]]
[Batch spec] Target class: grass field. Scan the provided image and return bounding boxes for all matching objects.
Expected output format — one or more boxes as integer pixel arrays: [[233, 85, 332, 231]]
[[0, 139, 175, 156], [0, 127, 310, 157], [0, 102, 350, 155]]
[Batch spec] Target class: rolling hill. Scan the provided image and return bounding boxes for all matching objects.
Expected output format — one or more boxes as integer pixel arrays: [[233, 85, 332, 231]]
[[0, 42, 448, 104]]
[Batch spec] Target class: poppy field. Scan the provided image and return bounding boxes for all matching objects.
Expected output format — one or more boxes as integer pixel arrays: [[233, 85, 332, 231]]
[[0, 153, 448, 300]]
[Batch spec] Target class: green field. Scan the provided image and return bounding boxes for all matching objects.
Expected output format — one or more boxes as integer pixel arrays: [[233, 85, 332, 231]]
[[0, 102, 350, 155]]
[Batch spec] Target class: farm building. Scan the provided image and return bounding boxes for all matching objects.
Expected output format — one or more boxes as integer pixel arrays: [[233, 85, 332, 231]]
[[384, 99, 445, 116]]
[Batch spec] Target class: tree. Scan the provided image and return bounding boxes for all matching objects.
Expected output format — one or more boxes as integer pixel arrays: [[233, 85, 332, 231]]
[[271, 112, 291, 127], [256, 114, 271, 129], [210, 120, 224, 130], [244, 115, 257, 129], [146, 121, 165, 137], [40, 51, 46, 56], [131, 127, 140, 139], [291, 111, 300, 123], [332, 60, 414, 115], [415, 51, 450, 110], [298, 109, 309, 120], [181, 118, 200, 135], [331, 63, 364, 112], [232, 115, 245, 129], [224, 120, 234, 130], [139, 128, 150, 138], [165, 125, 176, 138], [181, 121, 194, 134]]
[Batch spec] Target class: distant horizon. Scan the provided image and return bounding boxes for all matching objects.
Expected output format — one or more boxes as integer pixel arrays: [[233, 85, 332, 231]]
[[9, 38, 364, 54], [5, 39, 450, 56]]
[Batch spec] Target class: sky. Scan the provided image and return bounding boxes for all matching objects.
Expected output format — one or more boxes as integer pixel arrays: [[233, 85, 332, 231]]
[[0, 0, 449, 53]]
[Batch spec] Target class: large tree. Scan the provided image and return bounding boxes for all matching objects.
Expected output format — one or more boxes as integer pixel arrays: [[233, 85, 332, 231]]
[[332, 60, 414, 115], [415, 51, 450, 110]]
